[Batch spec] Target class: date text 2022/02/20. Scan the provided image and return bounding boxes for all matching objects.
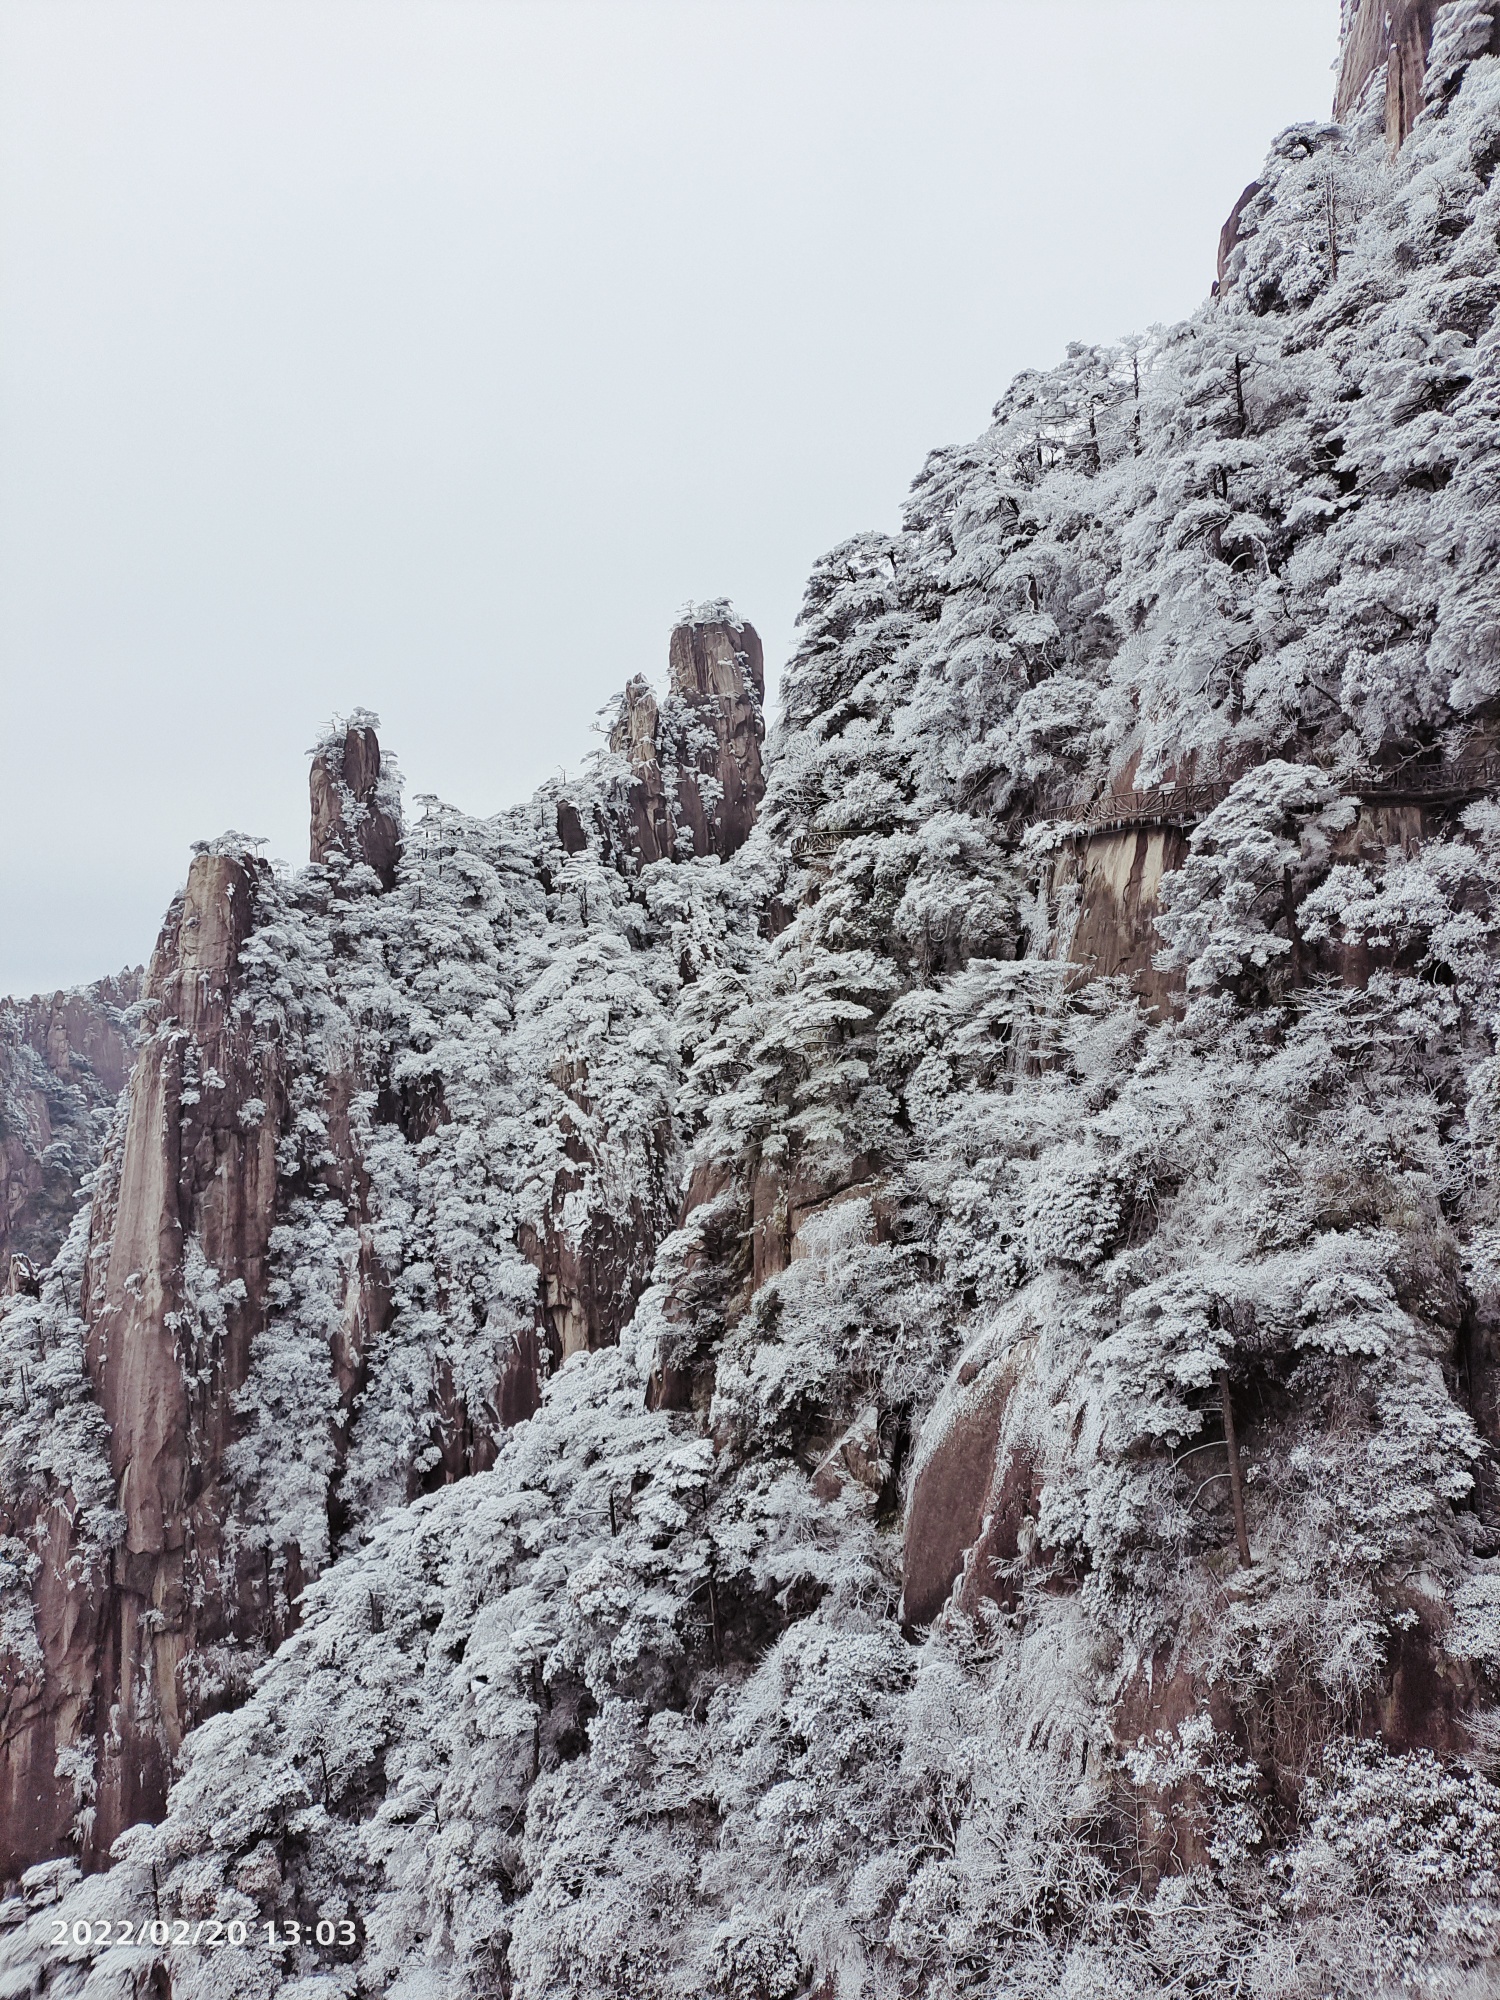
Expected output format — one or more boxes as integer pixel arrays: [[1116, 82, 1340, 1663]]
[[49, 1916, 364, 1952]]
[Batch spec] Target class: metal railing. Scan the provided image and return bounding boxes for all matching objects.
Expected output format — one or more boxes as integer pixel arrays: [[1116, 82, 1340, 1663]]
[[786, 752, 1500, 860], [1072, 778, 1233, 835], [1064, 752, 1500, 840]]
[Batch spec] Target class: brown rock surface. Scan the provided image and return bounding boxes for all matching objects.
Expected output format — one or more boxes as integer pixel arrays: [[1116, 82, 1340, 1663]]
[[0, 1497, 112, 1882], [309, 718, 401, 888], [609, 610, 766, 867], [668, 616, 767, 860], [902, 1339, 1035, 1627], [2, 850, 319, 1876], [81, 849, 288, 1855], [1052, 825, 1189, 1019], [1216, 181, 1262, 292], [1336, 0, 1442, 149]]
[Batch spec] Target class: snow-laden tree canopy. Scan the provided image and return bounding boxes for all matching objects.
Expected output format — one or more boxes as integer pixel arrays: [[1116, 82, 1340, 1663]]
[[10, 20, 1500, 2000]]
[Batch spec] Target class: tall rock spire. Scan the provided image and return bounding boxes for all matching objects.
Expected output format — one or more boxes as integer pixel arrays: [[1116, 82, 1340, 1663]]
[[607, 605, 766, 866], [309, 712, 402, 889]]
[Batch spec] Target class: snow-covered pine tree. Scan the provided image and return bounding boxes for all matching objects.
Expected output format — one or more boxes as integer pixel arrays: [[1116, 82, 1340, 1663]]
[[10, 10, 1500, 1997]]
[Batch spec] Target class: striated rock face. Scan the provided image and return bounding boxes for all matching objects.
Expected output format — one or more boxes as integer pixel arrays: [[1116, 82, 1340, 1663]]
[[901, 1336, 1028, 1627], [0, 848, 299, 1875], [668, 614, 767, 858], [78, 847, 288, 1856], [1051, 825, 1189, 1018], [3, 775, 403, 1872], [1338, 0, 1436, 147], [0, 975, 141, 1287], [608, 608, 766, 865], [1335, 0, 1500, 148]]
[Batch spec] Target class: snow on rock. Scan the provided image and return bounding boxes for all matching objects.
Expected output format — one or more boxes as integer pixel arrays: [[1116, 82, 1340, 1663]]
[[0, 974, 142, 1289], [10, 19, 1500, 1998], [308, 713, 403, 891], [0, 617, 768, 1886]]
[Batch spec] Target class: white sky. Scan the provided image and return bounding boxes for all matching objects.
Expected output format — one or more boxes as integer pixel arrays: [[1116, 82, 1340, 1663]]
[[0, 0, 1341, 997]]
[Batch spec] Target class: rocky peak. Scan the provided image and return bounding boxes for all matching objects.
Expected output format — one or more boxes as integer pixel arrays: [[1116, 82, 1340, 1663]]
[[76, 842, 285, 1859], [669, 609, 767, 856], [613, 675, 660, 760], [309, 712, 402, 888], [608, 606, 766, 865], [0, 841, 288, 1879]]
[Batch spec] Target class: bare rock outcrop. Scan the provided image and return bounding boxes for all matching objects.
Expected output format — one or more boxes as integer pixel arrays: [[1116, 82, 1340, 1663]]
[[81, 846, 287, 1855], [1334, 0, 1500, 148], [901, 1335, 1035, 1628], [2, 841, 367, 1876], [1052, 826, 1188, 1018], [1338, 0, 1433, 146], [3, 852, 281, 1875], [309, 713, 402, 888], [608, 607, 766, 866], [1216, 180, 1262, 292]]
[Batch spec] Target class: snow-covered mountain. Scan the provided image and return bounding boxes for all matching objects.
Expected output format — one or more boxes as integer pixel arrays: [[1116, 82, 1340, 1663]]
[[0, 977, 141, 1287], [8, 6, 1500, 1994]]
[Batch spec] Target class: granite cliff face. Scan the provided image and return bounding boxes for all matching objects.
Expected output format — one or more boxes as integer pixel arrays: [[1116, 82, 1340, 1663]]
[[1339, 0, 1441, 147], [9, 12, 1500, 1997], [0, 848, 289, 1876], [603, 606, 766, 866], [0, 614, 766, 1886], [1337, 0, 1500, 148]]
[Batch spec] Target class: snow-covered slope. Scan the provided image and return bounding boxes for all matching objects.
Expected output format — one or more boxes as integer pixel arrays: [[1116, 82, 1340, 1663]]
[[9, 15, 1500, 1998], [0, 977, 141, 1284], [0, 617, 769, 1879]]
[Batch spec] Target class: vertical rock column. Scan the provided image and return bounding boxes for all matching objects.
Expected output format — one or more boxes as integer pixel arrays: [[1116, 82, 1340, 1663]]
[[608, 610, 766, 866], [80, 729, 404, 1856], [81, 846, 285, 1857], [506, 614, 769, 1415], [670, 615, 766, 861], [310, 716, 402, 888]]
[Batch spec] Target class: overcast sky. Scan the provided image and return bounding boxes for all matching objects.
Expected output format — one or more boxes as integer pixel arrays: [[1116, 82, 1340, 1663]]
[[0, 0, 1340, 997]]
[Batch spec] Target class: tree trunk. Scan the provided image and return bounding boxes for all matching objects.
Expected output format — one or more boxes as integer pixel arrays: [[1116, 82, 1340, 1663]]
[[1219, 1370, 1252, 1568]]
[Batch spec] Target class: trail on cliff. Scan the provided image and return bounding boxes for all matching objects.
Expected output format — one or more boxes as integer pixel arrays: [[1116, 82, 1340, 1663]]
[[10, 12, 1500, 1998]]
